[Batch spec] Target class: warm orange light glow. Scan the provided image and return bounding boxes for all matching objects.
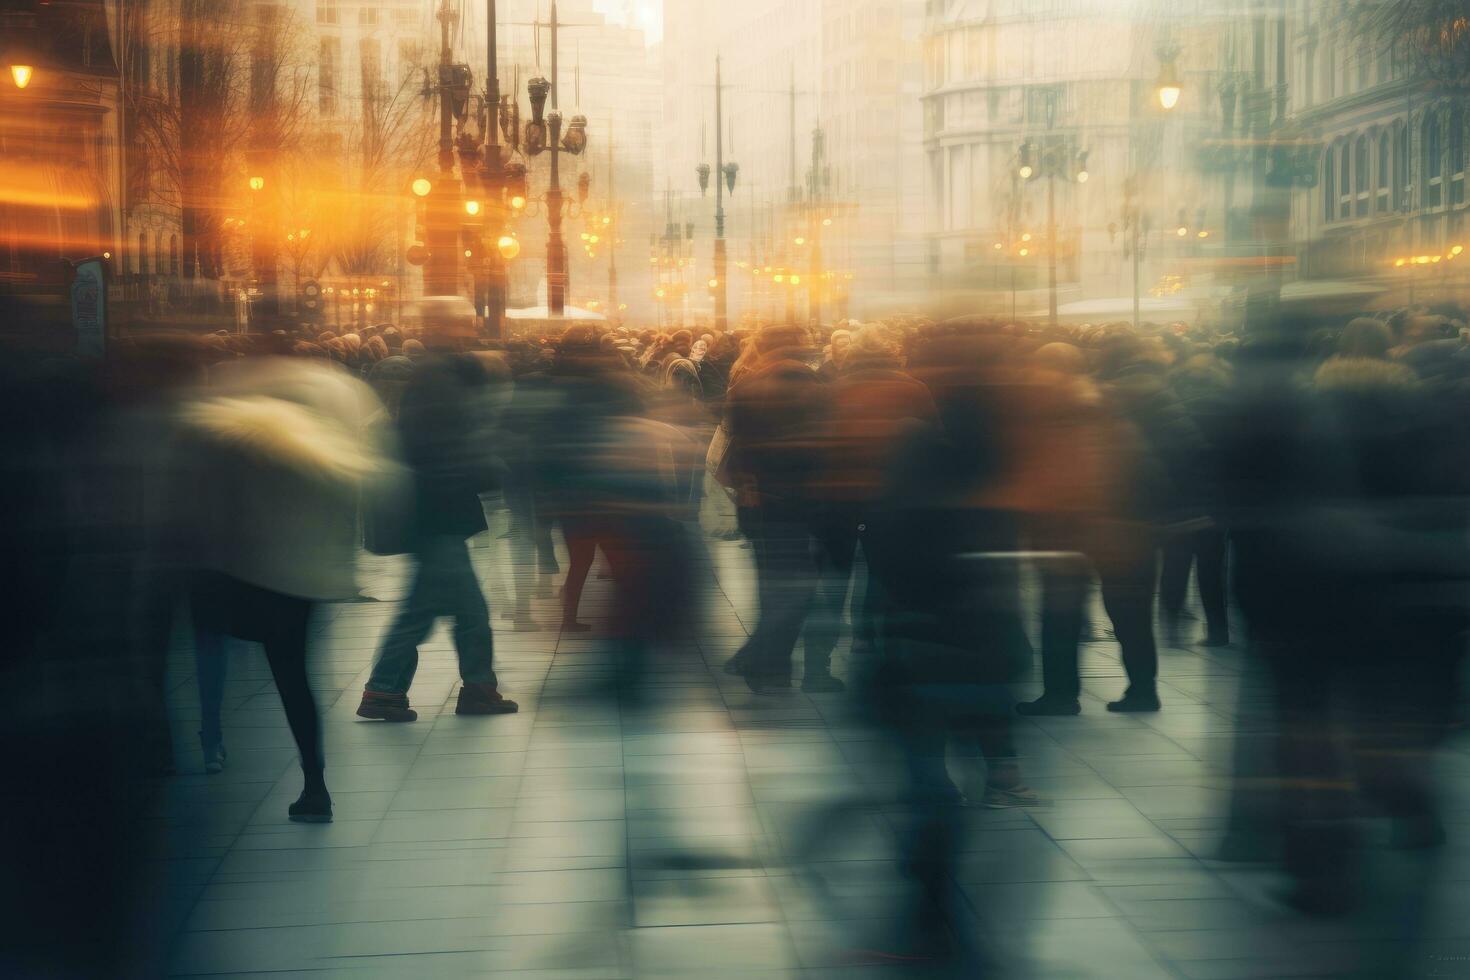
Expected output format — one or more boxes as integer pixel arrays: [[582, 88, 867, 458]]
[[498, 235, 521, 260], [11, 65, 34, 89], [464, 200, 481, 215], [248, 176, 265, 192], [789, 275, 801, 286], [411, 178, 432, 197], [708, 278, 719, 288], [511, 195, 527, 210]]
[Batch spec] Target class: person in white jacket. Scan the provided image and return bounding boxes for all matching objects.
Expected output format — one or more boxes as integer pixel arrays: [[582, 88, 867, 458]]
[[169, 357, 402, 822]]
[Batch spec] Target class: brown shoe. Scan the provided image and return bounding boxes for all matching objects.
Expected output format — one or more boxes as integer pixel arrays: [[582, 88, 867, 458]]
[[456, 683, 519, 715], [357, 691, 418, 722]]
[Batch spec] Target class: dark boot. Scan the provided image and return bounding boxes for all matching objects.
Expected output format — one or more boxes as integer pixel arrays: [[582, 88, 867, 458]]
[[456, 682, 519, 715], [356, 691, 418, 722]]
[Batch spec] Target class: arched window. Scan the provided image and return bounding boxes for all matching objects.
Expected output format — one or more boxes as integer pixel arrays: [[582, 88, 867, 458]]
[[1425, 112, 1444, 208], [1451, 106, 1465, 206], [1394, 122, 1410, 210], [169, 234, 179, 275], [154, 231, 163, 278], [1376, 133, 1390, 212], [1323, 146, 1336, 222], [1354, 135, 1370, 216]]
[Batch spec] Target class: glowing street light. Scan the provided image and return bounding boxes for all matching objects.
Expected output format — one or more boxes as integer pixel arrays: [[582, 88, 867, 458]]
[[411, 178, 432, 197], [511, 195, 527, 210], [498, 235, 521, 260], [10, 64, 34, 89], [248, 176, 265, 192], [464, 200, 481, 216], [1156, 56, 1182, 111]]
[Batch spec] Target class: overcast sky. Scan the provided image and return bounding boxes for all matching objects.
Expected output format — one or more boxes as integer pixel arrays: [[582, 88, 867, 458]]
[[591, 0, 662, 44]]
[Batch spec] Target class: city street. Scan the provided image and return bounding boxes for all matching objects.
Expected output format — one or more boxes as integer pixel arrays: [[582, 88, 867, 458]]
[[151, 523, 1470, 979]]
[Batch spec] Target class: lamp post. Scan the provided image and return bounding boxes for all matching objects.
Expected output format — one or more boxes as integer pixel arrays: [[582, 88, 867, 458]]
[[474, 0, 507, 337], [424, 0, 465, 297], [1018, 87, 1085, 330], [698, 56, 737, 331]]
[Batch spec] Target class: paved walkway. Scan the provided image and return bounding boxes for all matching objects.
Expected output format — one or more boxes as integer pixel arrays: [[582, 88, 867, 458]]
[[154, 516, 1470, 978]]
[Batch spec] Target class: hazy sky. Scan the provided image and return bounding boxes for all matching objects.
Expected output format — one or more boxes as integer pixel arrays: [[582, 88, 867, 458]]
[[591, 0, 662, 44]]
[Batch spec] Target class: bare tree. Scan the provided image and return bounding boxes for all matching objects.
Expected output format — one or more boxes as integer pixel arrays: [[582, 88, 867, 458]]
[[1356, 0, 1470, 91], [327, 58, 436, 284]]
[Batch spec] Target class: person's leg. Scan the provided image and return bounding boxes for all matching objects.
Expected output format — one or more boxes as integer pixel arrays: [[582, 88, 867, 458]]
[[504, 486, 535, 621], [194, 624, 228, 769], [802, 514, 856, 688], [1266, 638, 1356, 911], [1158, 532, 1193, 645], [745, 515, 818, 690], [1019, 519, 1085, 713], [259, 593, 322, 786], [442, 535, 497, 689], [532, 495, 559, 576], [364, 541, 444, 696], [1194, 527, 1230, 644], [560, 516, 598, 629], [1096, 522, 1161, 710]]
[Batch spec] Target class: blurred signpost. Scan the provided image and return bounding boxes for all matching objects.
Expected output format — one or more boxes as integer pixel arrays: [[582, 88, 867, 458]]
[[68, 257, 107, 358]]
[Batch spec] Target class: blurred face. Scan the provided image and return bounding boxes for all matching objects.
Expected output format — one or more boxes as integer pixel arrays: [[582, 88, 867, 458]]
[[691, 339, 708, 362]]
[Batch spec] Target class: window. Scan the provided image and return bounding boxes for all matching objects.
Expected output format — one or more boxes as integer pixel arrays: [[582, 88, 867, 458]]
[[1451, 106, 1465, 206], [359, 37, 382, 94], [1394, 122, 1410, 210], [316, 1, 337, 23], [359, 6, 377, 25], [1339, 140, 1352, 218], [1425, 113, 1443, 208], [1355, 136, 1370, 216], [169, 234, 179, 275], [1303, 44, 1314, 106], [1376, 134, 1390, 212], [1323, 146, 1336, 221], [319, 38, 338, 114], [393, 7, 415, 27], [138, 232, 148, 276]]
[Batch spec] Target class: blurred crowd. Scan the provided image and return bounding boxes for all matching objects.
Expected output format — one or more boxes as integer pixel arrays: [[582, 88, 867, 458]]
[[4, 297, 1470, 974]]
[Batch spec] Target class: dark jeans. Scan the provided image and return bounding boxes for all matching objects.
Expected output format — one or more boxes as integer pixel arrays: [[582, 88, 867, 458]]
[[193, 626, 236, 750], [804, 511, 865, 675], [1160, 526, 1229, 638], [190, 572, 321, 786], [1029, 517, 1158, 699], [736, 505, 818, 680], [561, 514, 603, 624], [367, 535, 497, 694]]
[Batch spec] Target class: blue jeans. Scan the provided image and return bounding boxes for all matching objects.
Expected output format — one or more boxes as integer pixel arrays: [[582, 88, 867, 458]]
[[366, 535, 497, 694], [194, 626, 231, 749]]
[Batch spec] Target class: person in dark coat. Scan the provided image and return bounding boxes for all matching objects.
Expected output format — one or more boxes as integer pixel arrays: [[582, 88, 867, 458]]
[[359, 353, 519, 721], [1158, 352, 1234, 647], [804, 325, 939, 689], [721, 324, 832, 692]]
